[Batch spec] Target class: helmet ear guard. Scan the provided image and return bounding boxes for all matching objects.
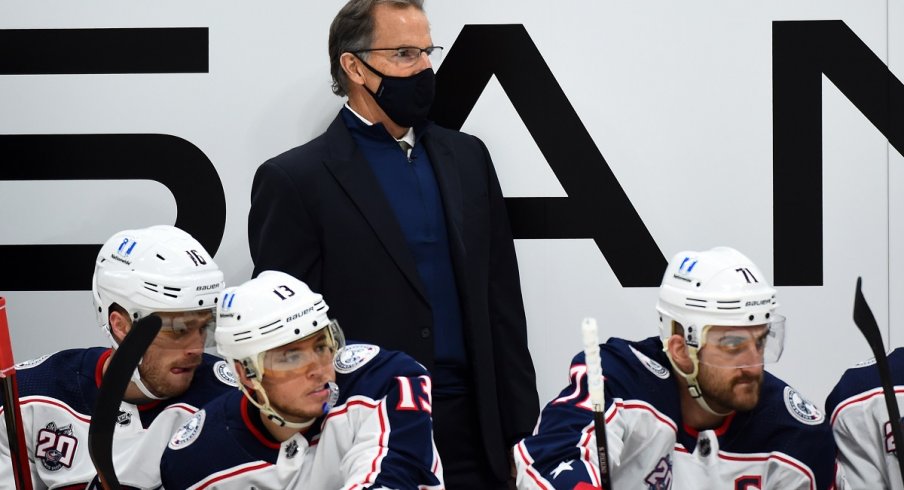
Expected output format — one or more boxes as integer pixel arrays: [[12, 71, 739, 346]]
[[656, 247, 784, 415]]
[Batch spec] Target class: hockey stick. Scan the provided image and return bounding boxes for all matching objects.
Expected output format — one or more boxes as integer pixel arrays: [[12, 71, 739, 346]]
[[0, 298, 34, 490], [88, 314, 162, 490], [581, 318, 613, 490], [852, 277, 904, 485]]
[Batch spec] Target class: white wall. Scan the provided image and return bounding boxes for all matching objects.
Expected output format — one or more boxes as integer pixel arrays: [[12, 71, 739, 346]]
[[1, 0, 901, 411]]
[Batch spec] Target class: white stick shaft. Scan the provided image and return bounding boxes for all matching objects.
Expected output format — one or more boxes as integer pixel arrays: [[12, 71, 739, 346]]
[[582, 317, 605, 412]]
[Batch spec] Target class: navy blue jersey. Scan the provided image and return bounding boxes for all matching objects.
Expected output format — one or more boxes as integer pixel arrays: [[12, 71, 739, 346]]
[[0, 347, 236, 489], [516, 337, 835, 489], [160, 343, 443, 489], [825, 347, 904, 489]]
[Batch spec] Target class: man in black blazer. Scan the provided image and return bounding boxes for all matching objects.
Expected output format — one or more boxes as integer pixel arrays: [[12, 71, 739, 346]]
[[248, 0, 539, 487]]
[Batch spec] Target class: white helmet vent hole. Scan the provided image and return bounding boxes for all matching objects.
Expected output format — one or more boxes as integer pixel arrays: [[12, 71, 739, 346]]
[[294, 329, 300, 335], [156, 254, 166, 260], [313, 321, 318, 327]]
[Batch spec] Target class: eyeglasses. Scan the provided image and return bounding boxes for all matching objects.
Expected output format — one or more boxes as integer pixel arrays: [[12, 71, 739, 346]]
[[355, 46, 444, 68]]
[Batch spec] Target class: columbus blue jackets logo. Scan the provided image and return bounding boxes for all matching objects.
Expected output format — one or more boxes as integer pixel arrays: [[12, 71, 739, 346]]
[[35, 422, 78, 471], [783, 386, 824, 425], [335, 344, 380, 374], [631, 346, 670, 379], [214, 360, 239, 387], [169, 410, 206, 450]]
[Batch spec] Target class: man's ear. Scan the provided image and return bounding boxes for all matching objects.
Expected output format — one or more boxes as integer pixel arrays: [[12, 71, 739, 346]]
[[233, 361, 257, 391], [340, 52, 367, 86], [109, 310, 132, 345], [666, 334, 694, 374]]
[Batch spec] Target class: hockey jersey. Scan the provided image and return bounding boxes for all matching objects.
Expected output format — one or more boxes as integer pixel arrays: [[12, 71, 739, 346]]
[[160, 343, 443, 489], [825, 346, 904, 490], [0, 347, 237, 490], [515, 337, 835, 490]]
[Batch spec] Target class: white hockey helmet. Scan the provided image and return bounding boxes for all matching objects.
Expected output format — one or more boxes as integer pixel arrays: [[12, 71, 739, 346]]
[[91, 225, 224, 399], [656, 247, 785, 413], [92, 225, 224, 332], [215, 270, 344, 428]]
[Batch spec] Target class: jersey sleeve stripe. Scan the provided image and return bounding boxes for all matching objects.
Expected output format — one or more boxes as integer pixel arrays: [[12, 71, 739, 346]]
[[188, 461, 273, 490], [829, 386, 904, 425]]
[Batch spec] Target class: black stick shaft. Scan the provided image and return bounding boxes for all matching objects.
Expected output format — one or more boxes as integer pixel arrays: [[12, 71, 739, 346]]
[[593, 411, 612, 490], [853, 277, 904, 485], [88, 315, 162, 490]]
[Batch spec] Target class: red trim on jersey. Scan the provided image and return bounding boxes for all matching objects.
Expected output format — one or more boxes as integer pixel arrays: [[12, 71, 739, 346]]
[[515, 441, 551, 490], [138, 399, 163, 411], [830, 387, 904, 425], [720, 452, 815, 490], [609, 400, 678, 433], [240, 396, 281, 450], [683, 411, 736, 438], [328, 398, 388, 487], [159, 402, 199, 414], [195, 461, 272, 490], [325, 398, 380, 418], [94, 348, 113, 387], [19, 396, 91, 423], [578, 424, 602, 488]]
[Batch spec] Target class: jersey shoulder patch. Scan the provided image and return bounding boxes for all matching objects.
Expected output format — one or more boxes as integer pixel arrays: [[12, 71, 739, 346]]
[[15, 353, 53, 370], [212, 360, 239, 387], [853, 357, 877, 368], [783, 386, 824, 425], [335, 344, 380, 374], [169, 410, 206, 450], [629, 345, 670, 380]]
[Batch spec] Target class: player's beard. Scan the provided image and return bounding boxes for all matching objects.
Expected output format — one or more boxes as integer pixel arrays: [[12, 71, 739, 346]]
[[137, 354, 201, 399], [697, 365, 764, 413]]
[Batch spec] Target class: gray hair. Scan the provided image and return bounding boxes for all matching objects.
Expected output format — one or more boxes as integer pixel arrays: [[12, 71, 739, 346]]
[[328, 0, 425, 96]]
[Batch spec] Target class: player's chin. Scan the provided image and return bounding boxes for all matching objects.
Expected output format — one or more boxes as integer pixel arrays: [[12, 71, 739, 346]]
[[731, 384, 761, 411]]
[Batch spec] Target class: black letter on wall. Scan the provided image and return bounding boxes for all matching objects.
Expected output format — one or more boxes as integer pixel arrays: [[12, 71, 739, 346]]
[[0, 28, 224, 291], [431, 24, 665, 287], [774, 21, 904, 286]]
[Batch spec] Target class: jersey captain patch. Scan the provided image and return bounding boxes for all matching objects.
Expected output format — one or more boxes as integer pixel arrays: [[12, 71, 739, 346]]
[[630, 345, 670, 379], [213, 360, 239, 387], [335, 344, 380, 374], [169, 410, 206, 450], [783, 386, 824, 425]]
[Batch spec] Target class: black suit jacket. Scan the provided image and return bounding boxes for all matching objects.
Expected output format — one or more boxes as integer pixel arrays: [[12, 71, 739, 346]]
[[248, 112, 539, 478]]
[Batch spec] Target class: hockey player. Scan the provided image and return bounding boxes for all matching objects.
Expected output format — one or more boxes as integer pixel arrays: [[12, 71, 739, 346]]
[[0, 225, 236, 489], [514, 247, 835, 489], [826, 347, 904, 489], [160, 270, 443, 489]]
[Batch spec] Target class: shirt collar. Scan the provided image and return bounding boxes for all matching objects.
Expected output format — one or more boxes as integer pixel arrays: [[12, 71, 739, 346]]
[[344, 102, 416, 149]]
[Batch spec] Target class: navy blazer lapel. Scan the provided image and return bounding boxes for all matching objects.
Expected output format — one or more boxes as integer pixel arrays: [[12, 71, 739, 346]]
[[321, 114, 429, 304], [423, 129, 466, 263]]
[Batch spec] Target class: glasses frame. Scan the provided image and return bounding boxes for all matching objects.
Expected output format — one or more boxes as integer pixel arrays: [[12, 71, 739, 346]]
[[354, 46, 444, 65]]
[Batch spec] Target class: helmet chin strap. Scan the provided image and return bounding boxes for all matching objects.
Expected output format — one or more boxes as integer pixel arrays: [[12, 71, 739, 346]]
[[103, 322, 166, 401], [241, 379, 339, 430], [666, 344, 732, 417]]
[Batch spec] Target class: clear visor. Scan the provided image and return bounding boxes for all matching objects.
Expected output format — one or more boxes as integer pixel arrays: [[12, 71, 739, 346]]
[[698, 315, 785, 369], [150, 308, 217, 349], [258, 321, 343, 381]]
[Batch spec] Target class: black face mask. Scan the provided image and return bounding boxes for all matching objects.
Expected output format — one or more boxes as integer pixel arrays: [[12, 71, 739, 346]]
[[357, 56, 435, 128]]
